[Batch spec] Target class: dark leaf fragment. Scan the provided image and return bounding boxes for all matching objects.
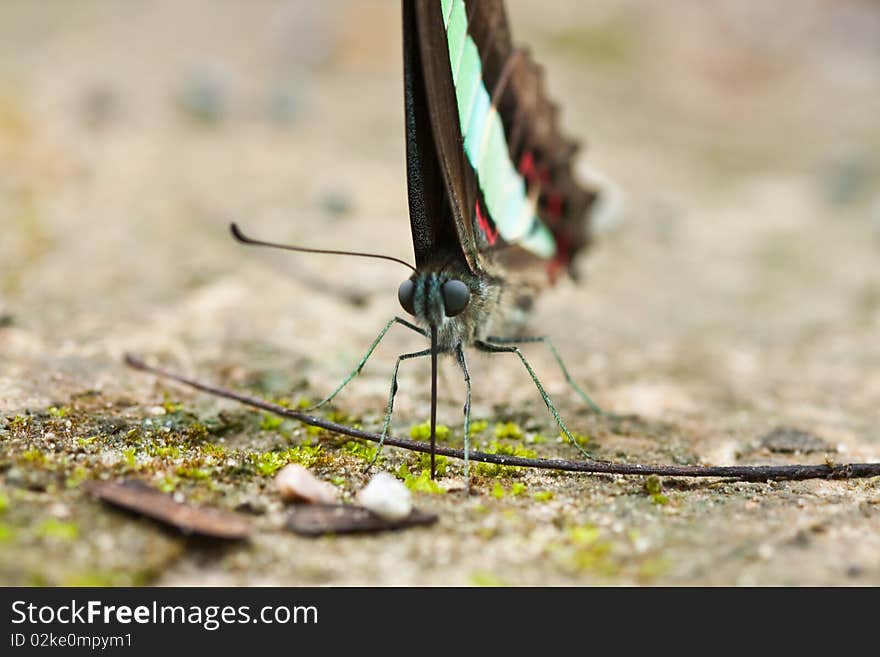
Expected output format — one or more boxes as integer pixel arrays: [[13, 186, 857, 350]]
[[285, 503, 437, 537], [86, 479, 250, 540]]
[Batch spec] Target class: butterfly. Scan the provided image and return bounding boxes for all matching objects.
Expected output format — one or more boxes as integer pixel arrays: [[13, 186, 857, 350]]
[[232, 0, 603, 480]]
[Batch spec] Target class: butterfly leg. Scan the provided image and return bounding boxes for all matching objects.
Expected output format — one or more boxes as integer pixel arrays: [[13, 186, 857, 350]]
[[454, 343, 472, 481], [304, 316, 426, 411], [485, 335, 627, 420], [366, 347, 433, 472], [475, 340, 595, 461]]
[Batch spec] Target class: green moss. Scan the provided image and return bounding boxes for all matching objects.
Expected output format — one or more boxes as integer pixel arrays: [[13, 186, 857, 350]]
[[566, 431, 592, 447], [286, 444, 324, 468], [532, 491, 554, 502], [0, 493, 8, 512], [201, 443, 227, 459], [65, 466, 90, 488], [37, 518, 79, 541], [251, 443, 325, 476], [491, 482, 505, 499], [469, 420, 489, 435], [474, 462, 503, 477], [486, 440, 537, 459], [121, 447, 138, 468], [571, 540, 614, 574], [418, 453, 447, 477], [566, 524, 615, 574], [343, 441, 379, 464], [569, 524, 601, 546], [493, 421, 523, 440], [637, 557, 671, 582], [21, 448, 46, 466], [510, 482, 527, 497], [469, 571, 509, 587], [529, 434, 548, 445], [0, 522, 16, 542], [122, 427, 141, 444], [252, 451, 287, 477], [47, 406, 70, 418], [259, 413, 284, 431], [409, 421, 451, 442], [8, 415, 29, 431], [185, 422, 209, 442], [644, 475, 668, 504], [176, 465, 211, 480], [62, 570, 155, 587], [397, 466, 445, 494], [156, 475, 179, 493], [61, 572, 122, 587], [474, 439, 538, 477], [77, 436, 98, 448], [147, 443, 181, 459]]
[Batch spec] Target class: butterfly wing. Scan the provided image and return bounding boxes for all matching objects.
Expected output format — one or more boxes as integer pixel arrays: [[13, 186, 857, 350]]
[[403, 0, 479, 273], [467, 0, 598, 280], [409, 0, 598, 282]]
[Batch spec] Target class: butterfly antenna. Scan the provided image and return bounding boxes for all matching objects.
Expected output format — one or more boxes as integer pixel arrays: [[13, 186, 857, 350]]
[[230, 223, 417, 273]]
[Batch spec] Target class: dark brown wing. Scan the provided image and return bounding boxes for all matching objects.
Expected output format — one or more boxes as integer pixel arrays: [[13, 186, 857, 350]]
[[404, 0, 480, 273]]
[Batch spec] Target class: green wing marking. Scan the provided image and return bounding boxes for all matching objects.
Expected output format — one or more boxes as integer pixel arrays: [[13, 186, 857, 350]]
[[441, 0, 555, 258]]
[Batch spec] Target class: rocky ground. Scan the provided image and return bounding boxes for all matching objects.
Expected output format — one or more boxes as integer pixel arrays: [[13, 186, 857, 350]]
[[1, 0, 879, 585]]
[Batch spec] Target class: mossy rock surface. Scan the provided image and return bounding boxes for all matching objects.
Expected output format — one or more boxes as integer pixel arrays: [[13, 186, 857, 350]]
[[2, 0, 879, 585]]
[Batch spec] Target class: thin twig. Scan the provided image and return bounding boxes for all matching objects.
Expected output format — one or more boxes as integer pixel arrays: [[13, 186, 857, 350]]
[[125, 355, 880, 482]]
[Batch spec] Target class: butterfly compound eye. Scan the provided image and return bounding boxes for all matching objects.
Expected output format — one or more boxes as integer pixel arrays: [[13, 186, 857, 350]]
[[441, 279, 470, 317], [398, 279, 416, 315]]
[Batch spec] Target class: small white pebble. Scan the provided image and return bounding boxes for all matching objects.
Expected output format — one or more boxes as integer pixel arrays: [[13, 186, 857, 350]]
[[632, 536, 651, 554], [357, 472, 412, 520], [275, 464, 339, 504], [149, 406, 167, 416]]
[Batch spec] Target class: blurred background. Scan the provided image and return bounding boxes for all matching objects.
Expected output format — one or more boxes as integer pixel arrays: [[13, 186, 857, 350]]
[[1, 0, 879, 585]]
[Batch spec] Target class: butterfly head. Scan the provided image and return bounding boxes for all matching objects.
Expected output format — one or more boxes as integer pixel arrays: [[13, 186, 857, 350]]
[[398, 271, 470, 329]]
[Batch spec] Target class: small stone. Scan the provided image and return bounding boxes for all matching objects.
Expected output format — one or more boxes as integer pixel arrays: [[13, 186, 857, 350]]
[[275, 464, 339, 505], [760, 426, 833, 454], [149, 406, 166, 416], [356, 472, 412, 521]]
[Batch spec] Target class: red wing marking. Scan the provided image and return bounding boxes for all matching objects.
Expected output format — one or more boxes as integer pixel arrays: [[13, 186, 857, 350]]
[[544, 193, 564, 218], [476, 200, 498, 245]]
